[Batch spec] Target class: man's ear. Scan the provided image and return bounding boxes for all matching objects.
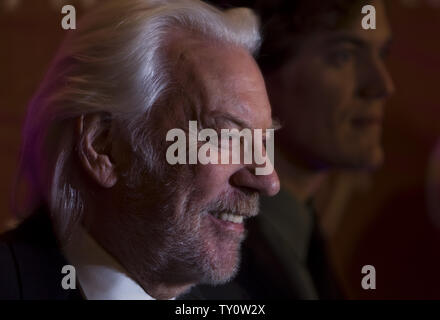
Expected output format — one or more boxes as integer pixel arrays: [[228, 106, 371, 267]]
[[76, 113, 118, 188]]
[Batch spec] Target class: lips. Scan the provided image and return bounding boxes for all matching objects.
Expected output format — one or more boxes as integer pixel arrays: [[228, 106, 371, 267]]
[[211, 212, 244, 224], [208, 211, 247, 232], [351, 115, 383, 127]]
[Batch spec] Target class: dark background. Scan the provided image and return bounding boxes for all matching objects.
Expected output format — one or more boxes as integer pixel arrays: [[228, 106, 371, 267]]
[[1, 0, 439, 299]]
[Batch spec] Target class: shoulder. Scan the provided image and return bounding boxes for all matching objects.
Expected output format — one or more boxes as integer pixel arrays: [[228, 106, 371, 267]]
[[0, 210, 82, 300], [0, 234, 20, 299]]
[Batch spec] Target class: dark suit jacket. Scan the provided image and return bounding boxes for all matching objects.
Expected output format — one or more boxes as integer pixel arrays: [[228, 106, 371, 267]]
[[0, 208, 83, 300]]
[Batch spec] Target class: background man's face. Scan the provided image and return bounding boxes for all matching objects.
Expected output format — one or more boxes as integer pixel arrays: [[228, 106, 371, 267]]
[[269, 0, 395, 170], [121, 42, 279, 287]]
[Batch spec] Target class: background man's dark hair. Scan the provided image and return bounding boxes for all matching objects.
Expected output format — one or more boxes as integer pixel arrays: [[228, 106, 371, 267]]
[[208, 0, 373, 73]]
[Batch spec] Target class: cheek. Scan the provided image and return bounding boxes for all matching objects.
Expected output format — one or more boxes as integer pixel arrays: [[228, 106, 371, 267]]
[[275, 66, 360, 165], [279, 70, 352, 139], [190, 164, 237, 201], [300, 64, 357, 137]]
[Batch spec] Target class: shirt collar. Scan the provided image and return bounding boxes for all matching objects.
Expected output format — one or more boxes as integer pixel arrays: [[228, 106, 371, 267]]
[[63, 226, 157, 300]]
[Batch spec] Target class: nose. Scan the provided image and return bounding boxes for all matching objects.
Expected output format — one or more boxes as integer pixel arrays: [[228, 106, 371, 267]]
[[358, 56, 395, 100], [230, 166, 280, 197]]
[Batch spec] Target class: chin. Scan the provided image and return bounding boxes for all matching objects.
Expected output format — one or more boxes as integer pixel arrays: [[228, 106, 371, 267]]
[[197, 214, 245, 285], [362, 145, 384, 170], [326, 143, 384, 171], [200, 246, 241, 285], [348, 146, 385, 171]]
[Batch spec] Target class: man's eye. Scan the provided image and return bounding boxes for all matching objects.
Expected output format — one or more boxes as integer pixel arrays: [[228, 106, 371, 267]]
[[380, 46, 391, 60], [327, 49, 355, 67]]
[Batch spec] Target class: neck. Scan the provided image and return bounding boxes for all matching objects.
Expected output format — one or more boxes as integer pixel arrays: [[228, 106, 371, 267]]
[[276, 149, 328, 203], [83, 194, 196, 300], [87, 218, 195, 300]]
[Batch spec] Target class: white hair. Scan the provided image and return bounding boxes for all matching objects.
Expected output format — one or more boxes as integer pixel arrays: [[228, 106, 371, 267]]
[[14, 0, 261, 240]]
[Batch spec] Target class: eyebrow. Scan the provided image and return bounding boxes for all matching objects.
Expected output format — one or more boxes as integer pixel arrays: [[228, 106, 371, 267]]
[[271, 118, 282, 131], [214, 112, 281, 131], [323, 34, 393, 52], [323, 34, 368, 49], [380, 37, 394, 56]]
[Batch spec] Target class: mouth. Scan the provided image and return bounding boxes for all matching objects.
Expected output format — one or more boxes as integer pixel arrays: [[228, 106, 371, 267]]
[[207, 211, 248, 232], [211, 212, 245, 224], [351, 116, 383, 128]]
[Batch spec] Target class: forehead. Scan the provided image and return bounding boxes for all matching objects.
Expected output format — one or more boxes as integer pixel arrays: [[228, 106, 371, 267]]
[[293, 0, 391, 54], [325, 0, 390, 46], [173, 40, 273, 129], [340, 0, 391, 43]]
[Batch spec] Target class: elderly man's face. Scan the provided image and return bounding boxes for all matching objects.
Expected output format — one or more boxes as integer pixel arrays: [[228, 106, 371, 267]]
[[120, 42, 279, 288], [268, 0, 395, 170]]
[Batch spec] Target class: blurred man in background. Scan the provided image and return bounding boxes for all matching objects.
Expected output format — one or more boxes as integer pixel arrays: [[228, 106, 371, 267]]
[[187, 0, 395, 299]]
